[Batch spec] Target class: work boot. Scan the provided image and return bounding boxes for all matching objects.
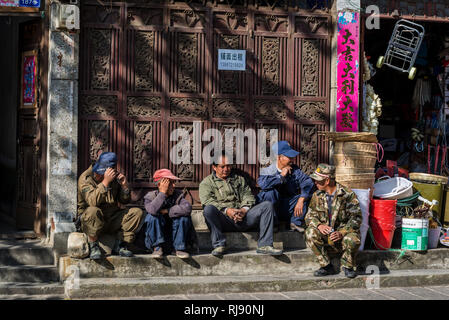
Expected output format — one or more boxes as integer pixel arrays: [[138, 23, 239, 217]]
[[343, 267, 357, 279], [211, 246, 226, 257], [313, 263, 335, 277], [89, 241, 102, 260], [150, 246, 163, 258], [256, 246, 283, 256], [290, 223, 305, 233], [112, 240, 134, 257]]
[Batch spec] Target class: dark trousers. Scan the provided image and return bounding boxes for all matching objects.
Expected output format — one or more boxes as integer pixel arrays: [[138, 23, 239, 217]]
[[144, 214, 192, 251], [257, 190, 308, 227], [202, 201, 275, 249]]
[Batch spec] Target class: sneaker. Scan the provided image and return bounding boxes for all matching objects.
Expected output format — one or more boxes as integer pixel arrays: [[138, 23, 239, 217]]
[[290, 223, 305, 233], [150, 246, 164, 258], [176, 250, 190, 259], [343, 267, 357, 279], [313, 264, 335, 277], [89, 241, 102, 260], [256, 246, 283, 256], [211, 246, 226, 257]]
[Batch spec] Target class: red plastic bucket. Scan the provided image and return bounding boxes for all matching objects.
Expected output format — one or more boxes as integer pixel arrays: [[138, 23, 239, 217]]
[[369, 199, 397, 250]]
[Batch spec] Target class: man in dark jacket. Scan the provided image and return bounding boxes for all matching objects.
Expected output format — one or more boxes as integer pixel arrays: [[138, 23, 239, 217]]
[[143, 169, 193, 259], [257, 141, 314, 232]]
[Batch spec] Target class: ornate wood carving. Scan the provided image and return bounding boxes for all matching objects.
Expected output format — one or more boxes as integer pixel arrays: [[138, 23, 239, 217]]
[[89, 121, 109, 162], [294, 101, 326, 121], [81, 95, 118, 116], [214, 12, 248, 30], [219, 35, 240, 94], [81, 5, 120, 24], [300, 125, 317, 175], [255, 15, 288, 32], [262, 37, 280, 95], [213, 99, 246, 119], [127, 8, 163, 26], [170, 98, 207, 118], [90, 29, 111, 90], [135, 31, 154, 91], [295, 16, 328, 34], [175, 124, 194, 180], [134, 122, 153, 181], [127, 96, 161, 117], [254, 99, 286, 120], [178, 33, 198, 93], [302, 39, 319, 96], [171, 10, 206, 28], [258, 124, 279, 169]]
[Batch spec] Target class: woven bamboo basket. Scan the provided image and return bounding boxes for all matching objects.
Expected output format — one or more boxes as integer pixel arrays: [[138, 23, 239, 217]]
[[334, 141, 377, 156], [333, 154, 377, 168], [336, 178, 375, 190], [319, 131, 378, 143], [409, 172, 448, 185], [336, 167, 375, 174], [336, 173, 376, 181]]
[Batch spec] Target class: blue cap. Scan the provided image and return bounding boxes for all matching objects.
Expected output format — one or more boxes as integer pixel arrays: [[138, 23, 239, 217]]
[[272, 141, 299, 158], [92, 152, 117, 175]]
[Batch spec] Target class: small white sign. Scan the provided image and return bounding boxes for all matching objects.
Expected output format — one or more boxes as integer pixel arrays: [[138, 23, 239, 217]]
[[218, 49, 246, 71]]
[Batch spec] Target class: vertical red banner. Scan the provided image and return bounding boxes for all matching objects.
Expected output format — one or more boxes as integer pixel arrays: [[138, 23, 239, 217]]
[[22, 53, 37, 107]]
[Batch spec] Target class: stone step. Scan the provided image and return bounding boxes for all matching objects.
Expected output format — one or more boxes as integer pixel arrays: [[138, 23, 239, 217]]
[[0, 240, 54, 266], [0, 265, 59, 283], [65, 269, 449, 298], [0, 282, 65, 296], [196, 230, 306, 250], [59, 247, 449, 281]]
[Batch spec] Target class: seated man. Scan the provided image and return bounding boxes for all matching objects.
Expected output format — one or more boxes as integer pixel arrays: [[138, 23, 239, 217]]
[[199, 152, 282, 257], [305, 164, 362, 279], [77, 152, 145, 260], [143, 169, 193, 259], [257, 141, 314, 232]]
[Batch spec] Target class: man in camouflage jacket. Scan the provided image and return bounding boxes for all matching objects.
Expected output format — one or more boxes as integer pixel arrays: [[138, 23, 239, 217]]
[[305, 163, 362, 278]]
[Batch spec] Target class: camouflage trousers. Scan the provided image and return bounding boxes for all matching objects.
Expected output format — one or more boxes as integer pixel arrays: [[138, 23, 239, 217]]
[[305, 226, 361, 269], [80, 206, 145, 243]]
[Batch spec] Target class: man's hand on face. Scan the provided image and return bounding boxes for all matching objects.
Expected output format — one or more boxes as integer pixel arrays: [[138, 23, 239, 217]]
[[116, 172, 128, 188], [158, 178, 171, 195], [317, 224, 333, 235], [102, 167, 118, 187], [280, 166, 292, 177], [294, 197, 305, 217]]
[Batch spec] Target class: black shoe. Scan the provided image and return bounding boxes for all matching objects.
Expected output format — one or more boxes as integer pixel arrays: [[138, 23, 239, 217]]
[[89, 241, 102, 260], [313, 264, 335, 277], [343, 267, 357, 278], [113, 240, 134, 257]]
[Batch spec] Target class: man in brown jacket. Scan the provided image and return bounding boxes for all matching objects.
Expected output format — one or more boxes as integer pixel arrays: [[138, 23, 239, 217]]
[[77, 152, 144, 259]]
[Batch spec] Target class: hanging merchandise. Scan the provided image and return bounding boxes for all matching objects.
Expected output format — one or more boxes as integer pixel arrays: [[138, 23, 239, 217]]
[[362, 84, 382, 134], [411, 72, 432, 115]]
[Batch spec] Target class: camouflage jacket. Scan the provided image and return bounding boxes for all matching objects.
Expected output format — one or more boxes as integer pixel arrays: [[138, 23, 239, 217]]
[[199, 172, 255, 213], [77, 165, 130, 217], [305, 183, 362, 236]]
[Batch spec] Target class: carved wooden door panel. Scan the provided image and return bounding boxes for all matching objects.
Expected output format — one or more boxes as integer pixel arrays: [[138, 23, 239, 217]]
[[79, 1, 330, 206], [16, 20, 42, 230]]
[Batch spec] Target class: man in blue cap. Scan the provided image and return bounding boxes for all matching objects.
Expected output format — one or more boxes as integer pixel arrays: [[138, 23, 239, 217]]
[[77, 152, 145, 260], [256, 141, 314, 232]]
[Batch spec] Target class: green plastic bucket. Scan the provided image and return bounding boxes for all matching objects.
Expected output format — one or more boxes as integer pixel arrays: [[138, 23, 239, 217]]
[[401, 218, 428, 251]]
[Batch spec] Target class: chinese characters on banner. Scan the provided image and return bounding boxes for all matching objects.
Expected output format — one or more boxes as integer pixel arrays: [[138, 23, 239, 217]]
[[22, 53, 37, 107], [336, 12, 359, 132]]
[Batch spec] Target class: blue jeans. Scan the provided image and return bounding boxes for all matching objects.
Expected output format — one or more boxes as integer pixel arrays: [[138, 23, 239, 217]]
[[202, 201, 275, 249], [257, 190, 308, 227], [144, 214, 192, 251]]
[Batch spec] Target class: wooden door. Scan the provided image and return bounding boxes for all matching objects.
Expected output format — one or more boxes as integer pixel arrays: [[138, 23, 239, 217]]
[[16, 20, 42, 231]]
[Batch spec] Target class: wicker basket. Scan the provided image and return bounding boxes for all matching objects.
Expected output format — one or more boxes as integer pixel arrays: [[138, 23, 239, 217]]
[[336, 173, 376, 181], [319, 131, 378, 143], [334, 141, 377, 156], [336, 167, 375, 174], [333, 154, 377, 168], [337, 178, 375, 190], [409, 172, 448, 185]]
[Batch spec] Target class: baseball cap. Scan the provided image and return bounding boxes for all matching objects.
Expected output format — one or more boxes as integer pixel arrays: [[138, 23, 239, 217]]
[[272, 141, 300, 158], [153, 169, 181, 182], [92, 152, 117, 175], [310, 163, 336, 181]]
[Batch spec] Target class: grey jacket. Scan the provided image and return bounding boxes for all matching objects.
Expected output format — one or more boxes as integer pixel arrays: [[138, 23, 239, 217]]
[[144, 189, 192, 218]]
